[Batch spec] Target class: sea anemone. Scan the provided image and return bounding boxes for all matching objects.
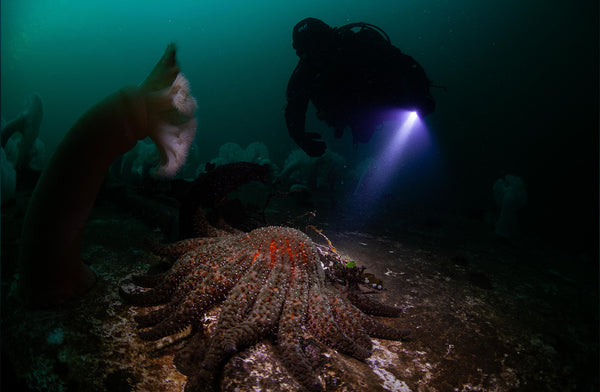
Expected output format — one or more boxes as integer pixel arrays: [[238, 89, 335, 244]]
[[17, 44, 197, 307], [1, 93, 44, 171], [144, 73, 197, 177], [493, 174, 527, 238]]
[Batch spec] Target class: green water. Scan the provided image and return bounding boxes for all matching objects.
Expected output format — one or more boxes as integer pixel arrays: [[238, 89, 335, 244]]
[[1, 0, 597, 248]]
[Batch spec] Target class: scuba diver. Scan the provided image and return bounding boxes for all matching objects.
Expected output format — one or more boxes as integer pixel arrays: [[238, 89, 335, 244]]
[[285, 17, 436, 157]]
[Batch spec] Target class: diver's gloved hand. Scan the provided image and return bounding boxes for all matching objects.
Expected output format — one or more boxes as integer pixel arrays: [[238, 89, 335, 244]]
[[299, 132, 326, 157]]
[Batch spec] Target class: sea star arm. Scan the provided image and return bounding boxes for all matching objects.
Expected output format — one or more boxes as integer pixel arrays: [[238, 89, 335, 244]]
[[148, 237, 223, 258], [119, 251, 205, 306], [137, 251, 255, 341], [217, 253, 293, 353], [344, 288, 404, 317], [178, 254, 276, 390], [173, 329, 210, 377], [214, 256, 273, 333], [333, 286, 411, 340], [328, 293, 373, 355], [191, 250, 293, 390], [276, 266, 323, 391], [308, 283, 372, 360], [358, 312, 411, 340]]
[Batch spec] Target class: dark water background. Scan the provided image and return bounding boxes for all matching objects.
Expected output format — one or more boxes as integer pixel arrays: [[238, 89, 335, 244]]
[[1, 0, 598, 252]]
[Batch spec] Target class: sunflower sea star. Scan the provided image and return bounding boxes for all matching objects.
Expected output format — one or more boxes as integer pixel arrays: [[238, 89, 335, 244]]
[[120, 226, 410, 391]]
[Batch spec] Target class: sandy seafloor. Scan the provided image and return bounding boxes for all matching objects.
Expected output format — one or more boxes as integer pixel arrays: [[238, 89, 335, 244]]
[[1, 183, 598, 392]]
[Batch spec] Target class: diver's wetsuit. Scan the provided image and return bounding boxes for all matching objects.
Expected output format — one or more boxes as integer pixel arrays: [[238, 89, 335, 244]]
[[285, 23, 434, 157]]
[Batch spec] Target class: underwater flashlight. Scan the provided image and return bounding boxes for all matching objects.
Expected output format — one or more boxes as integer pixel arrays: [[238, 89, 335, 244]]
[[389, 110, 420, 148], [353, 109, 424, 198], [344, 108, 436, 224]]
